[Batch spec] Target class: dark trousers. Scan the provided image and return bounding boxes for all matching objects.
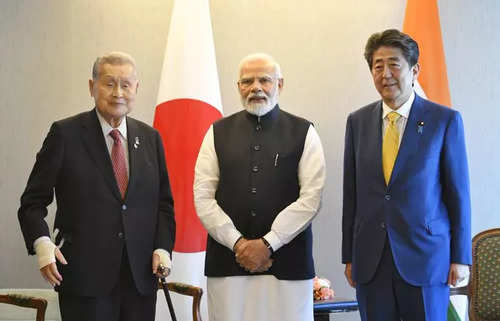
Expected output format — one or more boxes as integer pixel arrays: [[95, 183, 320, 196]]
[[58, 250, 157, 321], [356, 238, 449, 321]]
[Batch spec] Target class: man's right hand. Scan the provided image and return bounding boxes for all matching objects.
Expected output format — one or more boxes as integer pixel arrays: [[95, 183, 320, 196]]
[[344, 263, 356, 288], [35, 240, 67, 286], [252, 258, 273, 273]]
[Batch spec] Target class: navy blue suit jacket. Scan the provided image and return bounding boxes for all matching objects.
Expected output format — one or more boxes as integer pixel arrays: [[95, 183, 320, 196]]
[[342, 94, 471, 286]]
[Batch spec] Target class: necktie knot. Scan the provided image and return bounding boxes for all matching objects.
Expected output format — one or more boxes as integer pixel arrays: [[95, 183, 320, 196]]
[[109, 129, 121, 143], [387, 111, 400, 124]]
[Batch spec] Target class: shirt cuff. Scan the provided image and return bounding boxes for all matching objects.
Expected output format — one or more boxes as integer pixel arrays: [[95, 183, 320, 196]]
[[455, 263, 470, 280], [34, 238, 56, 269], [263, 231, 284, 252], [34, 236, 52, 248], [153, 249, 172, 270], [228, 230, 243, 252]]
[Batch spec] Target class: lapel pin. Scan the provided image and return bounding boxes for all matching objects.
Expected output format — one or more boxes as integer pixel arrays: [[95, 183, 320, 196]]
[[134, 137, 140, 149], [417, 121, 424, 134]]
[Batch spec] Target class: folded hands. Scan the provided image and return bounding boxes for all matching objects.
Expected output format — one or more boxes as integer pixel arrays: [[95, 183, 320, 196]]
[[234, 238, 273, 273]]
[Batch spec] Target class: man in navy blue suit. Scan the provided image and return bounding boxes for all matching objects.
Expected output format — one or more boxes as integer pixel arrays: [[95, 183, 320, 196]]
[[342, 29, 471, 321]]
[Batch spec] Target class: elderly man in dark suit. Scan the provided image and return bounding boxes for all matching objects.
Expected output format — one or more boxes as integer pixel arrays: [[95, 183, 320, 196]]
[[342, 29, 471, 321], [18, 51, 175, 321]]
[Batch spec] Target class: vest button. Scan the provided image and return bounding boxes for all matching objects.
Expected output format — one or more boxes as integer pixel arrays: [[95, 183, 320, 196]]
[[256, 124, 262, 131], [254, 145, 261, 151], [250, 210, 257, 217], [251, 187, 257, 194], [122, 204, 127, 210], [380, 222, 386, 229], [118, 232, 124, 239], [252, 165, 259, 172], [384, 194, 391, 201]]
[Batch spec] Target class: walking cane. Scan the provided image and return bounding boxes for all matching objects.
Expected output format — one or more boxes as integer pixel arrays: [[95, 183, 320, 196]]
[[158, 265, 177, 321]]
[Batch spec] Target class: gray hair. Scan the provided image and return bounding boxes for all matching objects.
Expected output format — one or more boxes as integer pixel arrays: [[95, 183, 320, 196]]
[[238, 53, 282, 79], [91, 51, 137, 80]]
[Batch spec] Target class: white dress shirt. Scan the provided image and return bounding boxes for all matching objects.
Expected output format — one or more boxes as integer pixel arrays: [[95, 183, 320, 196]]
[[96, 110, 129, 175], [382, 91, 414, 146]]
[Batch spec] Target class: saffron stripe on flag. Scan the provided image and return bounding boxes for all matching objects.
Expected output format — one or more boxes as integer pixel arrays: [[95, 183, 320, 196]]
[[403, 0, 451, 106]]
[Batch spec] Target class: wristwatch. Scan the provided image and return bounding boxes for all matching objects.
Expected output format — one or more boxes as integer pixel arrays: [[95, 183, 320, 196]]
[[261, 237, 274, 255]]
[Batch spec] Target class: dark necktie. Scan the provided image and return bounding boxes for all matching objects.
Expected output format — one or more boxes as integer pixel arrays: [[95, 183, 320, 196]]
[[109, 129, 128, 198]]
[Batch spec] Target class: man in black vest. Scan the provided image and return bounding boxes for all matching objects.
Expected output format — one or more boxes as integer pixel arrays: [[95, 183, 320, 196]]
[[18, 52, 175, 321], [194, 53, 326, 321]]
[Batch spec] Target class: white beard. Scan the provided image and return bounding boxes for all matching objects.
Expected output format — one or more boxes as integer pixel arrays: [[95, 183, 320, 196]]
[[241, 92, 278, 116]]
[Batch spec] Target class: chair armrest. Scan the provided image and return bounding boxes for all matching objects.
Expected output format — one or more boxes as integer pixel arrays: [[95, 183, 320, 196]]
[[0, 294, 47, 310], [449, 286, 468, 296], [0, 294, 48, 321]]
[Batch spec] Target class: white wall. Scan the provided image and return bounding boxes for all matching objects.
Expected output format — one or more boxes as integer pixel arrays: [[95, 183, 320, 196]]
[[1, 2, 498, 320], [439, 0, 500, 234]]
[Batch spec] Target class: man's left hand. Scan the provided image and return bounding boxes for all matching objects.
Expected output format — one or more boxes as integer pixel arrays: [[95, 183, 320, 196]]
[[235, 239, 271, 272], [448, 263, 470, 286]]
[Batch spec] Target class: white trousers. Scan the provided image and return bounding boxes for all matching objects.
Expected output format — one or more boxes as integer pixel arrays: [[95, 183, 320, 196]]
[[207, 275, 313, 321]]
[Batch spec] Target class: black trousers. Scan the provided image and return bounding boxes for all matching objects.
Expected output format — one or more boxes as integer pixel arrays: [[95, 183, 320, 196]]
[[356, 238, 449, 321], [58, 250, 157, 321]]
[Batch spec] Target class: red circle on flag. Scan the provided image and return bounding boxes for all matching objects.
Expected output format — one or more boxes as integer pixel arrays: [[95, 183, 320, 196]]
[[154, 98, 222, 253]]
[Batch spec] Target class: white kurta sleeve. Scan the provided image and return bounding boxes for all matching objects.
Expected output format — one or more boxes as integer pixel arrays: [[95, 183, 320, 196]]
[[194, 125, 242, 251], [263, 125, 326, 251]]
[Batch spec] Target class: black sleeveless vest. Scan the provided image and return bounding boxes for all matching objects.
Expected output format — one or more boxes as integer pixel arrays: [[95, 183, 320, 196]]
[[205, 105, 314, 280]]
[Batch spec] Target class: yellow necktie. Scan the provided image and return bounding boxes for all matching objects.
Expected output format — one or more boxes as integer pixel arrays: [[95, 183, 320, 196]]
[[383, 112, 400, 185]]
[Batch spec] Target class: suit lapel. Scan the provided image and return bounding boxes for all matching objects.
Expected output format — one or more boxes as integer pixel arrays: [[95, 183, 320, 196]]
[[124, 117, 141, 201], [81, 109, 122, 200], [371, 102, 386, 186], [388, 95, 427, 187]]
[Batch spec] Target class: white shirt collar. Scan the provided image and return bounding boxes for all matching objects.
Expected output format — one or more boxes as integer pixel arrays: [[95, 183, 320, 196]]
[[96, 109, 128, 140], [382, 91, 415, 120]]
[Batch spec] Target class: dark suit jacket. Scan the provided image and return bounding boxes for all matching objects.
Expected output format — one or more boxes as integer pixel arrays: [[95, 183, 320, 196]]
[[18, 109, 175, 296], [342, 94, 471, 286]]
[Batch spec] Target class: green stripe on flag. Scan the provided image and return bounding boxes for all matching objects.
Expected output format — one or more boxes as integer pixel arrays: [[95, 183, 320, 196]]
[[447, 300, 462, 321]]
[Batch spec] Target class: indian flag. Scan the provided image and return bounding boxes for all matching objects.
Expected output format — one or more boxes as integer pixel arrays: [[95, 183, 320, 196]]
[[153, 0, 223, 320], [403, 1, 468, 320]]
